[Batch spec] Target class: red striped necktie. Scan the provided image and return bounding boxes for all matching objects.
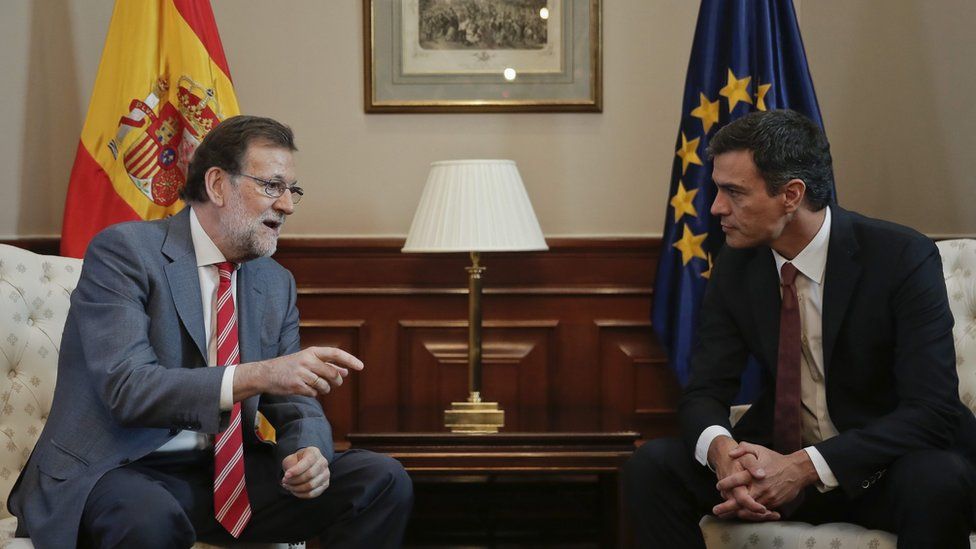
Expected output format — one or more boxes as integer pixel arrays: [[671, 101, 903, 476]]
[[213, 262, 251, 537]]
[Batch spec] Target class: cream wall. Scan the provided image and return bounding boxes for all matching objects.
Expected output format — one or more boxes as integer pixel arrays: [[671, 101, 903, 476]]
[[1, 1, 973, 238]]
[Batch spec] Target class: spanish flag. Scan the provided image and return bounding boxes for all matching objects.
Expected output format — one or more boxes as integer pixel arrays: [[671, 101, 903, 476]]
[[60, 0, 239, 258], [61, 1, 278, 444]]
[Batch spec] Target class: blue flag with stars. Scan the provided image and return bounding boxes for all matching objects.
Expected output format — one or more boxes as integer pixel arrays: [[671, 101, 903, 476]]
[[652, 0, 833, 400]]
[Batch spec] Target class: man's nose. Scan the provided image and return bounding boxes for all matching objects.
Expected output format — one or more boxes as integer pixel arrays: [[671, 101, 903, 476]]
[[274, 189, 295, 215], [710, 193, 727, 216]]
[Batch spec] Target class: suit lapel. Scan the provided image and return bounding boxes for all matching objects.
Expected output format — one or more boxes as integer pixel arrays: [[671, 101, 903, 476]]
[[235, 261, 266, 365], [748, 249, 782, 370], [162, 209, 208, 363], [822, 207, 861, 373], [236, 261, 266, 433]]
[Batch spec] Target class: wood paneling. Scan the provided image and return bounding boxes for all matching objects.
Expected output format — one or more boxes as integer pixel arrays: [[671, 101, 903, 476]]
[[397, 320, 557, 431], [2, 237, 676, 440], [597, 320, 681, 438]]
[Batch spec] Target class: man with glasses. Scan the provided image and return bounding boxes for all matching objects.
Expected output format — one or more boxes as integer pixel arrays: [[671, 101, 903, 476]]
[[10, 115, 413, 548]]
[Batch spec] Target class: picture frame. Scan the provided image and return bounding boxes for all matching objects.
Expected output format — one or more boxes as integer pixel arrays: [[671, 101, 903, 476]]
[[364, 0, 602, 113]]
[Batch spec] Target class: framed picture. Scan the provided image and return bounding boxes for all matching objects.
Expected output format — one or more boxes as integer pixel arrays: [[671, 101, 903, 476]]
[[364, 0, 602, 113]]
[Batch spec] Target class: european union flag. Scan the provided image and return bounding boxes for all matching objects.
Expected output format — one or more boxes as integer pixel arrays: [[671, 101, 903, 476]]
[[652, 0, 833, 400]]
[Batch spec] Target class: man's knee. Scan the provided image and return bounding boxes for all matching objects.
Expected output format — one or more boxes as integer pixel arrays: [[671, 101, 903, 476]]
[[371, 452, 413, 509], [83, 471, 194, 548], [624, 437, 689, 489], [888, 450, 975, 505], [337, 450, 413, 511]]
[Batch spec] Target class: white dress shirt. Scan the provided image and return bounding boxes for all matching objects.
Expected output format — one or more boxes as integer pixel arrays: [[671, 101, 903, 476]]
[[694, 206, 840, 490], [154, 207, 237, 452]]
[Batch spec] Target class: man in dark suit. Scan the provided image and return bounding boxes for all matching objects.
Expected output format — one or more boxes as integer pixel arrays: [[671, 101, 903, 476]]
[[9, 116, 412, 548], [624, 109, 976, 548]]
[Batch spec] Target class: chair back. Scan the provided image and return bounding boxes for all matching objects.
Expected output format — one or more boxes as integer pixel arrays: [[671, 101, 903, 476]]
[[0, 245, 81, 517], [937, 239, 976, 415]]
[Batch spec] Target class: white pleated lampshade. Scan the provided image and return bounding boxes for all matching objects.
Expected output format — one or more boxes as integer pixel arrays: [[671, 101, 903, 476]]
[[402, 160, 548, 253]]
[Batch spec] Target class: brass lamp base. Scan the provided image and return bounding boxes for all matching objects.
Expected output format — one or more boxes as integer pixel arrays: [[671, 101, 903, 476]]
[[444, 392, 504, 433]]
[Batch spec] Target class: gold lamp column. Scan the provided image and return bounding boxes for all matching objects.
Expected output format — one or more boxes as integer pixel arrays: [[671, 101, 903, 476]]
[[402, 160, 548, 434]]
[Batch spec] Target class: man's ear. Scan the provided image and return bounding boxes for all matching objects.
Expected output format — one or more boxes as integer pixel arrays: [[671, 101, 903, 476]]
[[781, 178, 806, 213], [204, 167, 228, 207]]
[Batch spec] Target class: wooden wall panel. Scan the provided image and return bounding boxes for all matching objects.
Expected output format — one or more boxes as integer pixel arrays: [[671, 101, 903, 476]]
[[397, 320, 557, 432], [298, 320, 364, 438], [3, 237, 673, 440], [597, 321, 680, 439]]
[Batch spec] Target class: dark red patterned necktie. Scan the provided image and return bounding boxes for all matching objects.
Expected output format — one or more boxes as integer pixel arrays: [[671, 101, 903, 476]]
[[213, 262, 251, 537], [773, 262, 802, 454]]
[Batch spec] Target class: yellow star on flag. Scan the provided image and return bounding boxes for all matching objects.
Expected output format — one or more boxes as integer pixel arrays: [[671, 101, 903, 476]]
[[673, 224, 708, 266], [670, 181, 699, 222], [756, 83, 772, 111], [719, 69, 753, 112], [701, 252, 714, 279], [690, 92, 720, 133], [676, 133, 703, 174]]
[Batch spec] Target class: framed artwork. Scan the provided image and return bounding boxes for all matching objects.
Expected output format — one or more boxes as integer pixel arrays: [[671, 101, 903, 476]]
[[364, 0, 602, 113]]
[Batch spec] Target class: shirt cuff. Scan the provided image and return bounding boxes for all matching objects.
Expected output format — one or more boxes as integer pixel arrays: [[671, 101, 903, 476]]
[[803, 446, 839, 492], [219, 365, 236, 412], [696, 425, 734, 469]]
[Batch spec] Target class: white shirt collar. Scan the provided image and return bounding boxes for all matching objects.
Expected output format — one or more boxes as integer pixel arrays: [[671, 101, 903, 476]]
[[189, 207, 230, 268], [772, 206, 831, 285]]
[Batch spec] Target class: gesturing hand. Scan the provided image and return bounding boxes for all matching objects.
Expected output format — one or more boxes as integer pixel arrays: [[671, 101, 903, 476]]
[[281, 446, 330, 499], [261, 346, 364, 398]]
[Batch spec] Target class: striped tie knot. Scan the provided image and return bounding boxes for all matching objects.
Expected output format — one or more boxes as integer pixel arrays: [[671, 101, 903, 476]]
[[216, 261, 236, 280]]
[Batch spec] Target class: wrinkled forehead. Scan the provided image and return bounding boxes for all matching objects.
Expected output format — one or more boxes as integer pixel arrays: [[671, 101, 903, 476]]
[[241, 140, 297, 179]]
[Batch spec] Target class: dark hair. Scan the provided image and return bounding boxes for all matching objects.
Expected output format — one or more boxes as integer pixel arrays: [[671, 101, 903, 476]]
[[181, 115, 297, 203], [707, 109, 833, 210]]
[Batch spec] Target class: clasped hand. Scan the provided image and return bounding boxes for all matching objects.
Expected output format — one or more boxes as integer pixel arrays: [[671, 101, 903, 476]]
[[281, 446, 330, 499], [709, 438, 813, 521]]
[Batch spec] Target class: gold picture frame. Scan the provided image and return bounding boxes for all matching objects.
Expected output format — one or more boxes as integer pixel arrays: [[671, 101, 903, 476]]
[[364, 0, 602, 113]]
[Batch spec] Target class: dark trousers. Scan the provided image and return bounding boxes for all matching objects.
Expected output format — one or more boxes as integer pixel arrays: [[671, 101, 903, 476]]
[[623, 438, 976, 549], [79, 449, 413, 549]]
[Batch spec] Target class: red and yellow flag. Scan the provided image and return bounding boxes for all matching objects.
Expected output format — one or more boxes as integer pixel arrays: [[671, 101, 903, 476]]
[[61, 0, 239, 258]]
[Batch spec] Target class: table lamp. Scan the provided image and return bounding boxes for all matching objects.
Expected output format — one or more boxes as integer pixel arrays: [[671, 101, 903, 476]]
[[402, 159, 548, 433]]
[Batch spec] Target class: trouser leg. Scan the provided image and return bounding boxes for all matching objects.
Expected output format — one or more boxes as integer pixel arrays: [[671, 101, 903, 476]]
[[81, 465, 197, 549], [623, 437, 724, 549], [849, 449, 976, 549], [198, 449, 413, 548]]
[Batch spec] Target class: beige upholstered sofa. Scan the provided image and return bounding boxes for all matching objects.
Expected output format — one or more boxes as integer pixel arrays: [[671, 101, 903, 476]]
[[0, 244, 301, 548], [700, 238, 976, 548]]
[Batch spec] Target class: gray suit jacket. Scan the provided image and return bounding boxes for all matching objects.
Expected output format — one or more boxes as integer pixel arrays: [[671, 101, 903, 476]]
[[9, 208, 332, 548]]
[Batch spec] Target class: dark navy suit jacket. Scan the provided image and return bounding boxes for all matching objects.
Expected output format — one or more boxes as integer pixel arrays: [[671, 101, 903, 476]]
[[679, 207, 976, 497]]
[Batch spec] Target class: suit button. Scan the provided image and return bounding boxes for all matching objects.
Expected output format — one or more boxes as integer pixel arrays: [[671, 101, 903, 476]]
[[861, 480, 871, 489]]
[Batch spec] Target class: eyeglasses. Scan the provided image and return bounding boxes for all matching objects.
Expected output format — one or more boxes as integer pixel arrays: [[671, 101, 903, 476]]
[[232, 172, 304, 204]]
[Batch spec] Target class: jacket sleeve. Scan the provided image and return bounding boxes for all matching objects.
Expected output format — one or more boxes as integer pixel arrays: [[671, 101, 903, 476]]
[[678, 250, 751, 454], [257, 270, 335, 464], [814, 237, 961, 497]]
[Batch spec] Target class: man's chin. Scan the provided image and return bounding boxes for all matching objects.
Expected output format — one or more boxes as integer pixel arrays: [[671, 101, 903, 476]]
[[239, 237, 278, 260], [723, 234, 755, 249], [254, 239, 278, 258]]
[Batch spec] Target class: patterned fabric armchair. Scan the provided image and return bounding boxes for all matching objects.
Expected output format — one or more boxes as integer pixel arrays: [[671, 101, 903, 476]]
[[0, 244, 301, 549], [700, 239, 976, 549]]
